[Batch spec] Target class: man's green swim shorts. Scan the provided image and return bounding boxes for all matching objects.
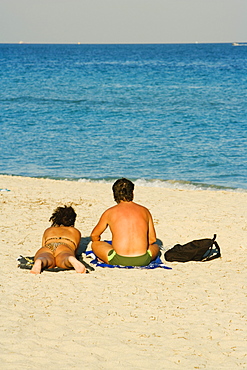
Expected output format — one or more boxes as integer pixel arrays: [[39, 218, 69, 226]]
[[107, 249, 152, 266]]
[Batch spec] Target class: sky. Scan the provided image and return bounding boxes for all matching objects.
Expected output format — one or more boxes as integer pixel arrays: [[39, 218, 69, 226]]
[[0, 0, 246, 44]]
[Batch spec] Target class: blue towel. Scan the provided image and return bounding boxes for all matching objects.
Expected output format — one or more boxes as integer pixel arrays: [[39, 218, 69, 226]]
[[85, 250, 172, 270]]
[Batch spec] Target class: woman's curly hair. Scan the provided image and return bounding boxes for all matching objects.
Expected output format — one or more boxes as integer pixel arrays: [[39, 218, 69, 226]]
[[49, 205, 76, 226], [112, 178, 134, 203]]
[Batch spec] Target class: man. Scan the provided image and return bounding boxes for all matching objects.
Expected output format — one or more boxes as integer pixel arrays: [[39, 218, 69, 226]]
[[91, 178, 160, 266]]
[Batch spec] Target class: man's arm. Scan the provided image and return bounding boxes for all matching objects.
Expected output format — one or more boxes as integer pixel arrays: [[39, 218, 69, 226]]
[[148, 211, 157, 245], [90, 212, 109, 242]]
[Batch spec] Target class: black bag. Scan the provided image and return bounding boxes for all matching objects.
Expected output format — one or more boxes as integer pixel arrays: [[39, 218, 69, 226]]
[[164, 234, 221, 262]]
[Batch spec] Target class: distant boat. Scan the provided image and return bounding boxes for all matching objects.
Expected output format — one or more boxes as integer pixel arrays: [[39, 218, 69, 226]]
[[232, 42, 247, 46]]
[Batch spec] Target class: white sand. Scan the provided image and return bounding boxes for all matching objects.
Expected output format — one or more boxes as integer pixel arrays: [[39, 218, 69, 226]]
[[0, 175, 246, 369]]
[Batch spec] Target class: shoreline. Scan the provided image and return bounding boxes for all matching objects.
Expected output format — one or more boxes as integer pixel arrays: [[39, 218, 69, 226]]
[[0, 174, 246, 369], [1, 173, 246, 193]]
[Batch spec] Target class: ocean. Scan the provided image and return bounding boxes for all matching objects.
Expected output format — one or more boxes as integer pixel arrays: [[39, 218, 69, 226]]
[[0, 43, 246, 190]]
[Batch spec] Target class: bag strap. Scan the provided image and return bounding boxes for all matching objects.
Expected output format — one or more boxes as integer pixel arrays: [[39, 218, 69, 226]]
[[202, 234, 221, 261], [213, 240, 221, 254], [207, 234, 217, 253]]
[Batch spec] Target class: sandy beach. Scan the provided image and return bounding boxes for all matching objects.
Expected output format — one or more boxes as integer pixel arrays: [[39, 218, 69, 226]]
[[0, 174, 246, 369]]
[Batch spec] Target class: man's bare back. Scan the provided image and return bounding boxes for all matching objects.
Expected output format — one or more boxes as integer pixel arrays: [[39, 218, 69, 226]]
[[91, 201, 156, 255], [90, 178, 160, 266]]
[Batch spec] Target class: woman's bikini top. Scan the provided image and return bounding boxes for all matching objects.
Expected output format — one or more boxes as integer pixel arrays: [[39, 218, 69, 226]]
[[44, 236, 77, 248]]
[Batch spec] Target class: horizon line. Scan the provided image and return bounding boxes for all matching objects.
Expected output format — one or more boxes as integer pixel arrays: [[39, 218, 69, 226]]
[[0, 41, 242, 45]]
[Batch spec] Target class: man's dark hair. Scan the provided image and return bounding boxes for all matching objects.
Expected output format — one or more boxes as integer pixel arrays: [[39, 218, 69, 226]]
[[112, 178, 134, 203], [49, 205, 76, 226]]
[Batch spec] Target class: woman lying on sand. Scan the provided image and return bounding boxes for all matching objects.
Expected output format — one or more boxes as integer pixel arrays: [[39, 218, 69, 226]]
[[31, 205, 86, 274]]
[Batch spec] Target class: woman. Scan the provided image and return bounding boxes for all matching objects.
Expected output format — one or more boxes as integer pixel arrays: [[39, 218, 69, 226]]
[[31, 205, 86, 274]]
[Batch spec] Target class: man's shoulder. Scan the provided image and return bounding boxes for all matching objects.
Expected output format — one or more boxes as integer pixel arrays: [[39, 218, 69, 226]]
[[106, 204, 118, 211], [133, 202, 150, 211], [102, 205, 118, 216]]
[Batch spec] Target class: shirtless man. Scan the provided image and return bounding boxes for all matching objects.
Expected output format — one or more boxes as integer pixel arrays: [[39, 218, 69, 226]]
[[91, 178, 160, 266]]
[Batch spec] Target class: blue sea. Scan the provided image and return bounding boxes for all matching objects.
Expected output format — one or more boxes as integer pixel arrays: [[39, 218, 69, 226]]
[[0, 43, 246, 190]]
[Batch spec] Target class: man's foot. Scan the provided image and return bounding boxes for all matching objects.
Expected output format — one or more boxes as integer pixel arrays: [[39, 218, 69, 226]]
[[30, 259, 42, 274], [68, 256, 86, 273]]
